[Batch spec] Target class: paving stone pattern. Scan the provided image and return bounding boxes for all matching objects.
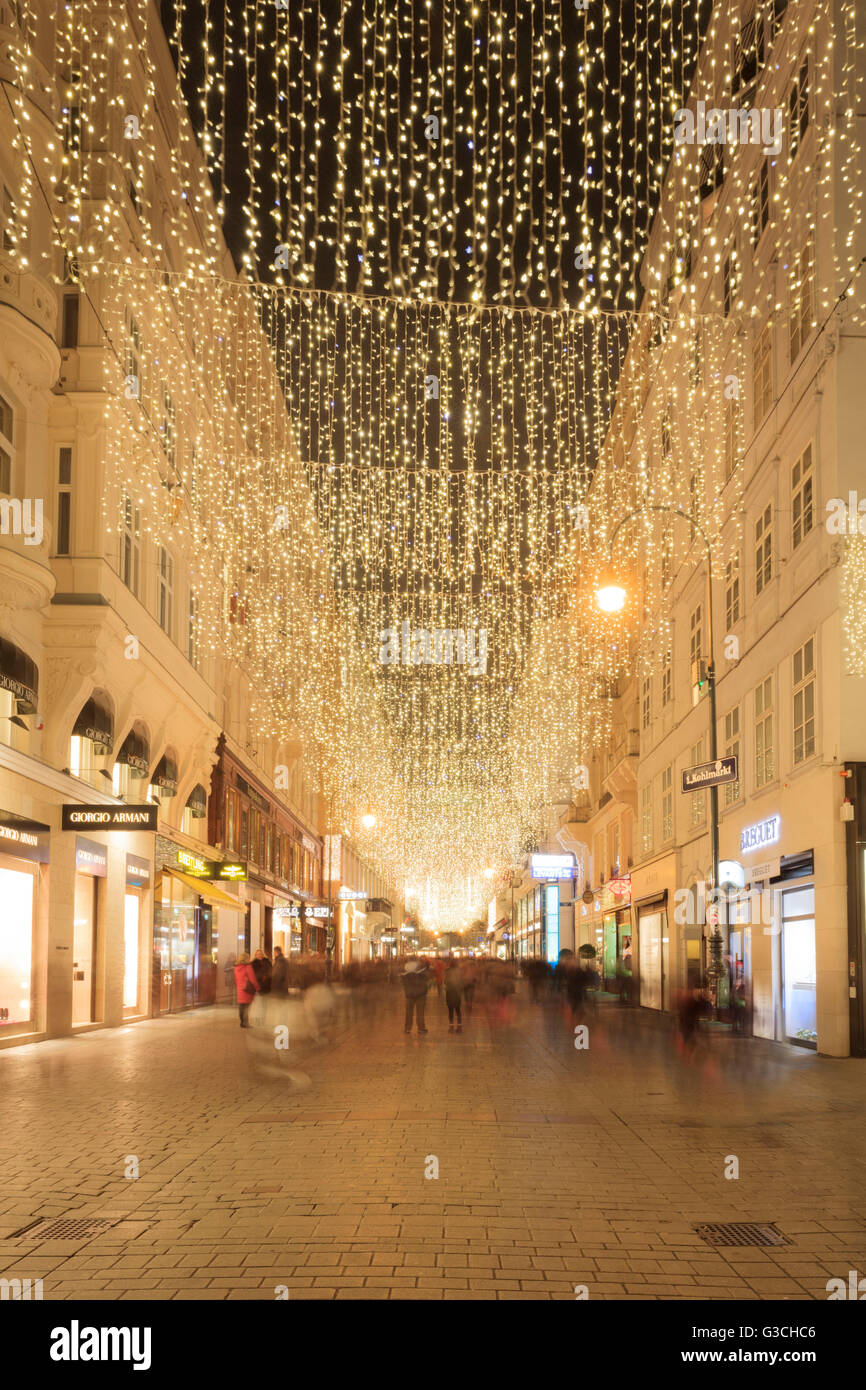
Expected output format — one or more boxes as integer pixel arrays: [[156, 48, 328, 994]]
[[0, 987, 864, 1300]]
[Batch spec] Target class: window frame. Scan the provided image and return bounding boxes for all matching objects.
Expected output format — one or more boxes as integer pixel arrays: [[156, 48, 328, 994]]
[[792, 636, 816, 766]]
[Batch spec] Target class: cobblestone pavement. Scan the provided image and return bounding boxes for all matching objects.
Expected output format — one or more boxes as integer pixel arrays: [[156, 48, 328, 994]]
[[1, 986, 865, 1301]]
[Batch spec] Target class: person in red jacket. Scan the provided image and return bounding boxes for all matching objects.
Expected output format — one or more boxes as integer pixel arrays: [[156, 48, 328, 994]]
[[431, 955, 446, 999], [234, 954, 258, 1028]]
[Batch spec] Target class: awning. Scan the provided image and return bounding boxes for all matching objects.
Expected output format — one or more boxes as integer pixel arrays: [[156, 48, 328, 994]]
[[152, 752, 178, 795], [0, 636, 38, 713], [116, 725, 150, 778], [185, 784, 208, 818], [163, 867, 241, 908], [73, 693, 113, 752]]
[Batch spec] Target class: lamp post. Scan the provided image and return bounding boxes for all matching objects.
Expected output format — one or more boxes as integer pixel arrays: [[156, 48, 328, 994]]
[[597, 503, 720, 900]]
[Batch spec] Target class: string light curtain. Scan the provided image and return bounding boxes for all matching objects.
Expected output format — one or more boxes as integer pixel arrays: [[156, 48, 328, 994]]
[[4, 0, 862, 923]]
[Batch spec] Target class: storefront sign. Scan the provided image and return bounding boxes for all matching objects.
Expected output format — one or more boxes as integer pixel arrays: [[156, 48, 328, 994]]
[[176, 848, 248, 881], [62, 804, 159, 831], [307, 905, 331, 919], [744, 857, 780, 884], [607, 876, 631, 900], [177, 848, 208, 875], [531, 852, 575, 880], [338, 886, 366, 900], [75, 836, 108, 877], [681, 756, 738, 792], [126, 853, 151, 889], [0, 817, 50, 863], [740, 814, 781, 854]]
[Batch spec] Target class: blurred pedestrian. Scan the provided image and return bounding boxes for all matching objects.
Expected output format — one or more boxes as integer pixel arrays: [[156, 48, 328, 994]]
[[271, 945, 289, 996], [432, 955, 446, 999], [444, 956, 464, 1032], [252, 948, 272, 994], [401, 958, 430, 1034], [234, 953, 258, 1028]]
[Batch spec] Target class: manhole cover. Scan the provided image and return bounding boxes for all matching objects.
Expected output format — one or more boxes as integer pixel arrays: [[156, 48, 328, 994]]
[[11, 1216, 118, 1241], [694, 1221, 789, 1248]]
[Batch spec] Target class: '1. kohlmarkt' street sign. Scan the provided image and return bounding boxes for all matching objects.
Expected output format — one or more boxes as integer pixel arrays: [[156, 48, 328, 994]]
[[680, 757, 738, 794]]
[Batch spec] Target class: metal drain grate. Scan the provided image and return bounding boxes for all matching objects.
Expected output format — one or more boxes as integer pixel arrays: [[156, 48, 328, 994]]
[[11, 1216, 117, 1241], [694, 1221, 789, 1248]]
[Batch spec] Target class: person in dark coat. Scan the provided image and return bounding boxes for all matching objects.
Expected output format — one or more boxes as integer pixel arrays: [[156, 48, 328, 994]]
[[234, 954, 258, 1027], [401, 959, 430, 1034], [252, 949, 272, 994], [271, 946, 289, 996], [444, 957, 464, 1032]]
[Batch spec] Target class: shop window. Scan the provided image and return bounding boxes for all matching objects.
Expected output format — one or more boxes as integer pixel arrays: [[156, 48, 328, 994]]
[[69, 692, 114, 786], [754, 674, 774, 787], [791, 443, 814, 550], [0, 861, 35, 1029], [792, 636, 816, 764]]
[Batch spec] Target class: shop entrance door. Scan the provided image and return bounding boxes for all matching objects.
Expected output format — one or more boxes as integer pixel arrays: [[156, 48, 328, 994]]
[[781, 885, 817, 1047], [123, 891, 141, 1015], [194, 905, 216, 1005], [638, 910, 663, 1010], [0, 862, 35, 1027], [72, 872, 99, 1024]]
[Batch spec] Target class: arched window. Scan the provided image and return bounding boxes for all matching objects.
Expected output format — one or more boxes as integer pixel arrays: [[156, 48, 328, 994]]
[[113, 721, 150, 800], [69, 691, 114, 787], [150, 749, 178, 803], [181, 784, 208, 837], [0, 635, 38, 751]]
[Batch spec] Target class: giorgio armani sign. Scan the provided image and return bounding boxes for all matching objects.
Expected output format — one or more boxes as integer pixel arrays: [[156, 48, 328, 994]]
[[61, 804, 159, 832]]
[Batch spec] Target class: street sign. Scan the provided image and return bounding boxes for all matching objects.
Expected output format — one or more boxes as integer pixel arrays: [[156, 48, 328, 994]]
[[681, 756, 738, 793], [62, 804, 158, 831]]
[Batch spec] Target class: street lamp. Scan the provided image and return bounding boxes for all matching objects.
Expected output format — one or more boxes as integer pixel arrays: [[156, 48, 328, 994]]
[[361, 812, 377, 829], [597, 503, 720, 900]]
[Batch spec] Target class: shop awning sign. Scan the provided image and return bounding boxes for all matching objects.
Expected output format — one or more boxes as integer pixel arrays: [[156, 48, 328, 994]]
[[62, 804, 159, 831], [681, 756, 738, 792], [530, 852, 575, 880]]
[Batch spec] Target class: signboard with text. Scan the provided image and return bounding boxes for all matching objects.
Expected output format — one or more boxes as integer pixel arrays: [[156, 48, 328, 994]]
[[681, 757, 738, 793], [62, 804, 159, 831]]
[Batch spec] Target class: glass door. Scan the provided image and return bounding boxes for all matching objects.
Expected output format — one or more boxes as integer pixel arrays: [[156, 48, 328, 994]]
[[0, 862, 35, 1027], [781, 886, 816, 1047], [123, 892, 141, 1015], [72, 872, 98, 1024], [638, 910, 662, 1009]]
